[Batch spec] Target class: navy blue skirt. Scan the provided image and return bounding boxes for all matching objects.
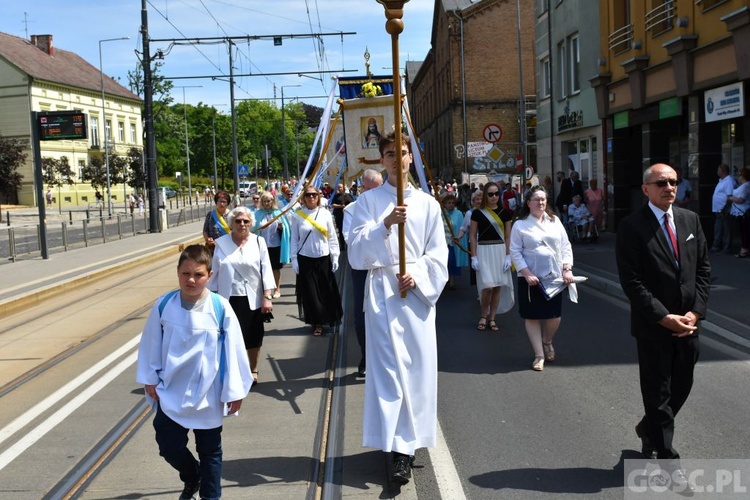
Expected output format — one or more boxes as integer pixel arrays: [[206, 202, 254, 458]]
[[517, 277, 563, 319]]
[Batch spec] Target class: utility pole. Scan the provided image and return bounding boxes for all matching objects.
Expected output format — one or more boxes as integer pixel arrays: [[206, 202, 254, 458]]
[[141, 0, 160, 232], [229, 41, 240, 191]]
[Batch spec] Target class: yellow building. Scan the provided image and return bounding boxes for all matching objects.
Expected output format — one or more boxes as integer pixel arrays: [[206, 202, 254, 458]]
[[592, 1, 748, 231], [0, 32, 142, 207]]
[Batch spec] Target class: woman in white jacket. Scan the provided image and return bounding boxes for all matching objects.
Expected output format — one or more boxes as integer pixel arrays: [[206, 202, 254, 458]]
[[209, 206, 276, 384]]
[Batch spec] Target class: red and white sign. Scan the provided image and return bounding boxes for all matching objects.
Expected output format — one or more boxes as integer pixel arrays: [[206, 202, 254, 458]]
[[483, 123, 502, 143]]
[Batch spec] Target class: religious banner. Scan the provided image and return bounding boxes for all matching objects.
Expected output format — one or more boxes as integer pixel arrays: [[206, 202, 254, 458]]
[[339, 94, 396, 175], [323, 119, 347, 186]]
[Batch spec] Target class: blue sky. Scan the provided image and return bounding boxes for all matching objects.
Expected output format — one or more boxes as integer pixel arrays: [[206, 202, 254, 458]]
[[1, 0, 434, 108]]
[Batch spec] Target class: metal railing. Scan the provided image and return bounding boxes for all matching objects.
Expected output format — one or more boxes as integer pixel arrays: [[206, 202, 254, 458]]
[[645, 0, 675, 36], [0, 204, 213, 263], [609, 23, 634, 54]]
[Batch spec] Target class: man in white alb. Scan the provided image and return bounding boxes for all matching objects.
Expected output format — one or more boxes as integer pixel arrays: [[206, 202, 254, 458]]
[[348, 131, 448, 485]]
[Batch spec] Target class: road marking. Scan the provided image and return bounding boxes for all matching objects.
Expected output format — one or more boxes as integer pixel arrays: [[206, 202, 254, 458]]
[[0, 335, 140, 447], [0, 350, 139, 471], [429, 419, 467, 499]]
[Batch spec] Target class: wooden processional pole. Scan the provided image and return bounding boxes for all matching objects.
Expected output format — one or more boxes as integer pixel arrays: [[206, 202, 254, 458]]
[[377, 0, 409, 298]]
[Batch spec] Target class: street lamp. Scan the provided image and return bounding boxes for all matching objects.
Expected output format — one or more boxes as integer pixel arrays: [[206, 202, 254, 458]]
[[281, 84, 301, 182], [175, 85, 202, 205], [99, 36, 130, 217]]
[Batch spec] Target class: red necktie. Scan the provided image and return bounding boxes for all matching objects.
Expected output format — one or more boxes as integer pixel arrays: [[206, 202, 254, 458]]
[[664, 213, 679, 261]]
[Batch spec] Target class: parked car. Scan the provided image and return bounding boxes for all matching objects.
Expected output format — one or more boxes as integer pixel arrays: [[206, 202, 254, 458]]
[[159, 187, 177, 198], [238, 181, 257, 197]]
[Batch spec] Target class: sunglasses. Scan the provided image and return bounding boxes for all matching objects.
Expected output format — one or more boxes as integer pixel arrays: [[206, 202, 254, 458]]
[[647, 179, 678, 187], [234, 219, 251, 224], [486, 192, 500, 197], [252, 197, 259, 201], [304, 193, 319, 198]]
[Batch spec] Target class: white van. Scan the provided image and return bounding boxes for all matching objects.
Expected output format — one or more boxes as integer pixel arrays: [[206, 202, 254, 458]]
[[238, 181, 257, 198]]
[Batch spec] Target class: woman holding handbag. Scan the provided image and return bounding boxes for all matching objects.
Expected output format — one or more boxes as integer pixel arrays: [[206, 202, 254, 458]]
[[209, 206, 276, 385], [290, 185, 343, 336]]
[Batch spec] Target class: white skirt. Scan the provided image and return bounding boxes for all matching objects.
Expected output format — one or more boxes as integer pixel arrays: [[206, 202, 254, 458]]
[[476, 243, 515, 314]]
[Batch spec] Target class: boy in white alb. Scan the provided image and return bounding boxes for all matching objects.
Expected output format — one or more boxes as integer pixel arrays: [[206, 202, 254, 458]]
[[137, 244, 253, 500]]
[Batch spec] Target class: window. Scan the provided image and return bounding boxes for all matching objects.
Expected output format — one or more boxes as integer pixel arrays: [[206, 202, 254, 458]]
[[699, 0, 728, 12], [541, 57, 551, 98], [569, 34, 580, 94], [105, 119, 112, 141], [130, 123, 137, 143], [646, 0, 674, 36], [610, 1, 633, 53], [78, 160, 86, 181], [118, 122, 125, 142], [90, 116, 99, 147], [558, 41, 567, 99]]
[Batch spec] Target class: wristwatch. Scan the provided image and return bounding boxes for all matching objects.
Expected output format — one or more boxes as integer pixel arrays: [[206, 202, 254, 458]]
[[263, 294, 273, 300]]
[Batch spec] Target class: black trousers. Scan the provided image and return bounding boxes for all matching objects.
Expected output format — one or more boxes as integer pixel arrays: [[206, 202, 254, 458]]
[[636, 334, 700, 460], [350, 268, 367, 364]]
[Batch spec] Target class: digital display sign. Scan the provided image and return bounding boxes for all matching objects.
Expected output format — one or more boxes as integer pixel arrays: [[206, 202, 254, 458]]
[[38, 111, 88, 141]]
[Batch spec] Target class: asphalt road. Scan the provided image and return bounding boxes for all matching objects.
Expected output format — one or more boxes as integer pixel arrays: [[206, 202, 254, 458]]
[[414, 277, 750, 499]]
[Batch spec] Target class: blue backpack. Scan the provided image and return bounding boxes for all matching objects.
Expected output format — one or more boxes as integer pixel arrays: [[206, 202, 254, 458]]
[[158, 290, 227, 383]]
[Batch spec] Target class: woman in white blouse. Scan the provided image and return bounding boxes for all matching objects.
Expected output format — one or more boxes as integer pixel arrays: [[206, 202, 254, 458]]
[[209, 206, 276, 384], [291, 185, 343, 336], [510, 185, 574, 371]]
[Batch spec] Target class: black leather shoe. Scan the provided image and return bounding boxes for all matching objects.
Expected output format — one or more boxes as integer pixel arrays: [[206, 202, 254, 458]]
[[179, 480, 200, 500], [391, 453, 412, 485], [635, 423, 656, 459], [357, 359, 366, 378], [670, 468, 695, 495]]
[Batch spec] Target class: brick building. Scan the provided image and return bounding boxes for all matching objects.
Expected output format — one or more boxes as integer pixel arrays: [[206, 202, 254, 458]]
[[406, 0, 536, 183]]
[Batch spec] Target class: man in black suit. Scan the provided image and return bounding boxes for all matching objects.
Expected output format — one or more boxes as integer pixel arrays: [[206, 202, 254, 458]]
[[555, 171, 572, 215], [616, 164, 710, 476]]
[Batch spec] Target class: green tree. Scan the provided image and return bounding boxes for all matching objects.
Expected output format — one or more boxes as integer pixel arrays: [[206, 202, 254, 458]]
[[0, 134, 27, 206], [42, 156, 76, 189], [126, 147, 146, 191], [81, 155, 107, 190]]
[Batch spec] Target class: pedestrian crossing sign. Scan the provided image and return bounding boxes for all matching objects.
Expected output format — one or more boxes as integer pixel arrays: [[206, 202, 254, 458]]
[[237, 164, 249, 177]]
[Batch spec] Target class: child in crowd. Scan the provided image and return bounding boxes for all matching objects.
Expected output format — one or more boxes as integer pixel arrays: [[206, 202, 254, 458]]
[[136, 244, 253, 500]]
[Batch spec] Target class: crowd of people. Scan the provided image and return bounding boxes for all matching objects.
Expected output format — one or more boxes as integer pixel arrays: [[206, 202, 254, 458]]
[[138, 143, 738, 495]]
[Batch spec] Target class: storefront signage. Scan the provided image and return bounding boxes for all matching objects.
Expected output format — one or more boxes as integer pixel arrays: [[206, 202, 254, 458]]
[[659, 97, 681, 119], [705, 82, 744, 123], [557, 101, 583, 132]]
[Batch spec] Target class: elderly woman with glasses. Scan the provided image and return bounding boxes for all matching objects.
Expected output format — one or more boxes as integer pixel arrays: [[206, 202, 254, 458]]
[[209, 206, 276, 385], [202, 190, 232, 253], [290, 185, 343, 336], [469, 182, 514, 332], [510, 185, 574, 371]]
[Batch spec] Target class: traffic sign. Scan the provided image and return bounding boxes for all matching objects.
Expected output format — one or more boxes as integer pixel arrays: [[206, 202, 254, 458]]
[[237, 164, 249, 177], [525, 166, 534, 179], [483, 123, 502, 143]]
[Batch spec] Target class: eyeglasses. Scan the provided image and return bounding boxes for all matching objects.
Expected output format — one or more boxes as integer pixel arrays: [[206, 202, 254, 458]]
[[304, 193, 319, 198], [486, 192, 500, 197], [234, 219, 251, 224], [647, 179, 678, 187], [252, 197, 259, 201]]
